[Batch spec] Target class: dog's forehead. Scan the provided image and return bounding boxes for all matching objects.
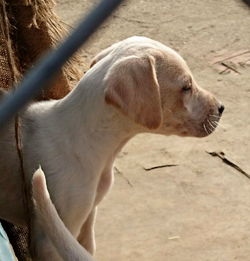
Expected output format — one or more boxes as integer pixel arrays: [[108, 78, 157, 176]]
[[113, 37, 188, 68]]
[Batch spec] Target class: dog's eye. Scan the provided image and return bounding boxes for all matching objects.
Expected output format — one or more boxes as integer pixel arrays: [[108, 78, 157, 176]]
[[182, 83, 192, 92]]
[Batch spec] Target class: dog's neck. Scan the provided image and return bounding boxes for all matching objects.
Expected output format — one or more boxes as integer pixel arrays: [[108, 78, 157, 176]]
[[49, 66, 137, 176]]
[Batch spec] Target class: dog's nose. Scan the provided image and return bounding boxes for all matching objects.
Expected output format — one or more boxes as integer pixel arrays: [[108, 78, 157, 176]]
[[218, 104, 225, 115]]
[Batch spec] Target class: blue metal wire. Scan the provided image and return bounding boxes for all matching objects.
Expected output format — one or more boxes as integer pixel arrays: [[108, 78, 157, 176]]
[[0, 0, 124, 126], [242, 0, 250, 6]]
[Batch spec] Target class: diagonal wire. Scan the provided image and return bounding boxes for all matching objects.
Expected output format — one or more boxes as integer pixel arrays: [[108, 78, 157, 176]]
[[0, 0, 124, 127], [241, 0, 250, 7]]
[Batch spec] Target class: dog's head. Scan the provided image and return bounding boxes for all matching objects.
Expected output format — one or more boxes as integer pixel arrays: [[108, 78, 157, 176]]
[[91, 37, 224, 137]]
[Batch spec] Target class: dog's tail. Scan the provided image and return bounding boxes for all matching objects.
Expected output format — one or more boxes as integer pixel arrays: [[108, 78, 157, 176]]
[[32, 167, 95, 261]]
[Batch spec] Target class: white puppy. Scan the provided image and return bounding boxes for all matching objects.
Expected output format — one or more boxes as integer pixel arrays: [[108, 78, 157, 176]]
[[0, 36, 224, 260]]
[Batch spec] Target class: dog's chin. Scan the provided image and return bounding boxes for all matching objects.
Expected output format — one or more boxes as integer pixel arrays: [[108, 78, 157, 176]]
[[175, 123, 218, 138], [195, 123, 219, 137], [194, 131, 212, 138], [183, 114, 221, 138], [178, 131, 210, 138]]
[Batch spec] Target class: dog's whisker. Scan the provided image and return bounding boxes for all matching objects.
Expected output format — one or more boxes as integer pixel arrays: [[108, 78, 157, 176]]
[[203, 123, 210, 135], [205, 121, 214, 133], [207, 119, 216, 130], [212, 120, 227, 129], [209, 114, 220, 119], [209, 118, 227, 130], [210, 120, 219, 127], [211, 118, 222, 126], [209, 118, 220, 129]]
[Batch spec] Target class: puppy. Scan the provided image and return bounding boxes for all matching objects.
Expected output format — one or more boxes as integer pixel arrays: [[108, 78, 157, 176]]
[[0, 36, 224, 260]]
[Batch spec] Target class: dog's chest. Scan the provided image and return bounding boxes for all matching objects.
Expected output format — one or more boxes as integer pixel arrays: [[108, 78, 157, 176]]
[[95, 167, 114, 205]]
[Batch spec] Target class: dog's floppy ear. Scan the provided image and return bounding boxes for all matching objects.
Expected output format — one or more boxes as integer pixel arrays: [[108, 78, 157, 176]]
[[104, 55, 162, 129]]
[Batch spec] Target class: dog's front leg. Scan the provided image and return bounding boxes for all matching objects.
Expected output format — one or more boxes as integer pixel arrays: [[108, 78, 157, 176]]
[[78, 164, 114, 255], [77, 207, 97, 255]]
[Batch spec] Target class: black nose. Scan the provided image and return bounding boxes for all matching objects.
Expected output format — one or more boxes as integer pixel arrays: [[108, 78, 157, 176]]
[[218, 104, 225, 115]]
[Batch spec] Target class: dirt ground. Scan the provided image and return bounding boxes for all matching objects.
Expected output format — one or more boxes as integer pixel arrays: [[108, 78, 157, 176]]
[[55, 1, 250, 260]]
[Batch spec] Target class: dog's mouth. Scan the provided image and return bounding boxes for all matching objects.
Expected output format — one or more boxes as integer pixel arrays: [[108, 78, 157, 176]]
[[161, 111, 222, 138], [178, 113, 222, 138]]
